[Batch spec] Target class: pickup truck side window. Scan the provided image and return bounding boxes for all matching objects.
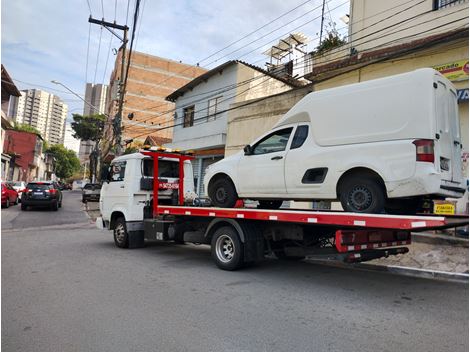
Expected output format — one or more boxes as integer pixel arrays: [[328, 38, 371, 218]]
[[290, 125, 309, 149], [252, 128, 293, 155], [110, 161, 126, 182]]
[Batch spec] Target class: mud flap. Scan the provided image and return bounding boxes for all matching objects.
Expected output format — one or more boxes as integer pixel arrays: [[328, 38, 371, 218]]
[[128, 230, 145, 249]]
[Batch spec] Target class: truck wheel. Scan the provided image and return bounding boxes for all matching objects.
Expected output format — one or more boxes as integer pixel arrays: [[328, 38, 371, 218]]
[[114, 218, 129, 248], [209, 177, 238, 208], [339, 175, 385, 213], [211, 226, 244, 270], [258, 200, 283, 209]]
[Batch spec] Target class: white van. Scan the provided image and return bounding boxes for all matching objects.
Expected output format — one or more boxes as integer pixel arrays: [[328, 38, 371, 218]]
[[204, 68, 465, 213], [100, 152, 196, 231]]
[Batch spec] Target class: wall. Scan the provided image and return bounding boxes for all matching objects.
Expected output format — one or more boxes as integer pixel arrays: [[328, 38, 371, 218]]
[[349, 0, 467, 53], [106, 51, 207, 142], [3, 130, 42, 182], [225, 87, 311, 156]]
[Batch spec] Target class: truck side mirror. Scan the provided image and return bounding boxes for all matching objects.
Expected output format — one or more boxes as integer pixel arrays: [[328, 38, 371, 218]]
[[243, 145, 252, 155], [101, 166, 111, 183]]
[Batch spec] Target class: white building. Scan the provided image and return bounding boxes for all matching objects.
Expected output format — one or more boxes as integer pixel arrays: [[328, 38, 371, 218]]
[[78, 83, 108, 163], [10, 89, 68, 145], [63, 123, 80, 155], [165, 60, 300, 195]]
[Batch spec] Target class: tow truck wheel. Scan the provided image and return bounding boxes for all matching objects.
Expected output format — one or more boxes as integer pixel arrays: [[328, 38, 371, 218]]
[[114, 218, 129, 248], [208, 177, 238, 208], [211, 226, 244, 270], [339, 175, 385, 213]]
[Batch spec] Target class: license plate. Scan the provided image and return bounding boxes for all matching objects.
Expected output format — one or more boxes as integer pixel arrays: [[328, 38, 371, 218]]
[[33, 192, 43, 195], [434, 203, 455, 215]]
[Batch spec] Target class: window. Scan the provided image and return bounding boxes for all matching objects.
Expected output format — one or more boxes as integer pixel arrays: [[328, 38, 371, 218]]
[[110, 161, 126, 182], [290, 125, 309, 149], [252, 128, 293, 155], [142, 159, 179, 178], [433, 0, 466, 10], [183, 105, 195, 127], [207, 96, 222, 121]]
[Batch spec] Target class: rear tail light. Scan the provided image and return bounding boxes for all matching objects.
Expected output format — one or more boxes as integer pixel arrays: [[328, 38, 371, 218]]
[[413, 139, 434, 163], [49, 189, 57, 194]]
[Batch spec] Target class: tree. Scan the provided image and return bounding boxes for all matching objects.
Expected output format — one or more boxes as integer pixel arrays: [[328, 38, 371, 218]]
[[45, 144, 80, 180], [71, 114, 106, 181], [315, 31, 346, 55]]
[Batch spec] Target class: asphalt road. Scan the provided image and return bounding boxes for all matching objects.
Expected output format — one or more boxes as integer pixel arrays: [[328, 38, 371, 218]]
[[2, 191, 468, 352]]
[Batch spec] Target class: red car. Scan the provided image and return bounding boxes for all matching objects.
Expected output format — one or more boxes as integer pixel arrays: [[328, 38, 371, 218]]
[[1, 182, 19, 208]]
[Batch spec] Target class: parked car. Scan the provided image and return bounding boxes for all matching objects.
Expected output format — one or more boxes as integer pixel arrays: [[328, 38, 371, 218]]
[[21, 181, 63, 211], [82, 183, 102, 203], [204, 69, 465, 214], [10, 181, 26, 201], [1, 182, 19, 208]]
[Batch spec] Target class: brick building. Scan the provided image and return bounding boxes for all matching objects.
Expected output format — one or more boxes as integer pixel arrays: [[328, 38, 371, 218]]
[[3, 130, 43, 182], [105, 51, 207, 148]]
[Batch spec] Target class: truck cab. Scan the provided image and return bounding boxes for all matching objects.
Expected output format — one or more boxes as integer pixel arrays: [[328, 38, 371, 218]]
[[99, 152, 196, 232]]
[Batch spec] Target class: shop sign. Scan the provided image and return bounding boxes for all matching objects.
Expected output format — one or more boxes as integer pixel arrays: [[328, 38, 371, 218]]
[[433, 59, 469, 81], [457, 89, 468, 102]]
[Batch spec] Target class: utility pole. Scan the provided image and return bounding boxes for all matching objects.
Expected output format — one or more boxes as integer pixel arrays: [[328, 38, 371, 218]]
[[88, 16, 128, 157], [319, 0, 326, 46]]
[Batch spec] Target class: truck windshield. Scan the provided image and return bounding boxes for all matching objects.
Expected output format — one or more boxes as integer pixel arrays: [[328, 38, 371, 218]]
[[142, 159, 179, 178]]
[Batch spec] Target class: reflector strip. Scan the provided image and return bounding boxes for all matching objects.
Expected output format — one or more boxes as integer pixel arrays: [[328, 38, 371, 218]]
[[164, 210, 170, 214], [308, 218, 317, 223], [237, 214, 244, 218], [185, 211, 191, 215], [209, 212, 216, 216], [348, 245, 355, 251], [412, 221, 426, 228], [354, 220, 366, 226], [361, 244, 367, 249], [354, 253, 361, 258], [269, 215, 278, 220]]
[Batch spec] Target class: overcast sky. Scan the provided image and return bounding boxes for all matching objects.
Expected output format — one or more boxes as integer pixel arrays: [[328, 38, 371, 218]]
[[2, 0, 349, 123]]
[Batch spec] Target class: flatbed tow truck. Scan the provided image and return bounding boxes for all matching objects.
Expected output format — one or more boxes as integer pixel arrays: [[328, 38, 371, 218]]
[[98, 149, 469, 271]]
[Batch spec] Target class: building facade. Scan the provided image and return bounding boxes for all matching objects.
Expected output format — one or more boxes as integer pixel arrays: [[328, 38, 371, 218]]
[[104, 51, 207, 147], [165, 60, 300, 195], [63, 123, 81, 156], [3, 130, 43, 182], [10, 89, 68, 144], [78, 83, 109, 163], [1, 65, 21, 179]]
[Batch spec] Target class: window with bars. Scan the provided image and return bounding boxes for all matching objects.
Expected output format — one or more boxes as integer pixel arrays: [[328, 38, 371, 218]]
[[433, 0, 467, 10], [207, 96, 222, 121], [183, 105, 195, 127]]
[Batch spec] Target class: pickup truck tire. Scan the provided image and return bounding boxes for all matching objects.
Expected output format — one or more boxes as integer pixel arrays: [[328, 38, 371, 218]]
[[114, 217, 129, 248], [211, 226, 244, 270], [339, 175, 385, 213], [258, 200, 283, 209], [208, 177, 238, 208]]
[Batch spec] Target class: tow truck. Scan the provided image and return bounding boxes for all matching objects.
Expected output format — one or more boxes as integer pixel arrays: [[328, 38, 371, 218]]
[[97, 148, 468, 271]]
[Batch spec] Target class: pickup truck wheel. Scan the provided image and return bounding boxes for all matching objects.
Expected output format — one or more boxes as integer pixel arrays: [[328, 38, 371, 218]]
[[209, 178, 238, 208], [211, 226, 244, 270], [339, 176, 385, 213], [114, 218, 129, 248], [258, 200, 283, 209]]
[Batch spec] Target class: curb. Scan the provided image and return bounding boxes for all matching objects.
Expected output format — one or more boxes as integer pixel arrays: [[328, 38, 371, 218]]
[[306, 259, 469, 283]]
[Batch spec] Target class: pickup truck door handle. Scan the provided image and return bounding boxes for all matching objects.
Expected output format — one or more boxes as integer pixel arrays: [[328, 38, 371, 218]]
[[271, 156, 283, 160]]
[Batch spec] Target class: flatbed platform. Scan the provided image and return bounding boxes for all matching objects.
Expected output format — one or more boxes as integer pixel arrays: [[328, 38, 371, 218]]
[[159, 205, 468, 231]]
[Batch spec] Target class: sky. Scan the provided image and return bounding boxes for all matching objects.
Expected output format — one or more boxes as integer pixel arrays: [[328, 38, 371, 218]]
[[1, 0, 350, 124]]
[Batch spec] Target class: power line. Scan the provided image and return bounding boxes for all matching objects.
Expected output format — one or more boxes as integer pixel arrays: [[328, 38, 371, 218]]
[[129, 19, 468, 138], [125, 0, 131, 25], [2, 78, 85, 96], [135, 0, 433, 122], [85, 22, 92, 84], [93, 25, 104, 84], [86, 0, 93, 15], [100, 0, 104, 18]]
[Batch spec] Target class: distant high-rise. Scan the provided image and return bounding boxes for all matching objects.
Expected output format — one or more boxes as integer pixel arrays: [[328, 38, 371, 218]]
[[78, 83, 109, 162], [10, 89, 68, 145], [63, 123, 80, 156]]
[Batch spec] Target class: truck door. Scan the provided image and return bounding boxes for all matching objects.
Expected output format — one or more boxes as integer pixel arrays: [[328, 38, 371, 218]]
[[101, 160, 128, 217], [237, 127, 293, 195], [435, 80, 462, 184]]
